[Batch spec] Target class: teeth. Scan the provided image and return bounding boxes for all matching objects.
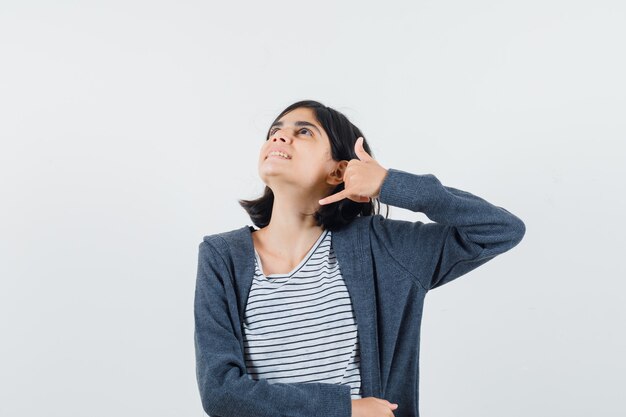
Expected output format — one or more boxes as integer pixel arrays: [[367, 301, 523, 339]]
[[268, 151, 290, 159]]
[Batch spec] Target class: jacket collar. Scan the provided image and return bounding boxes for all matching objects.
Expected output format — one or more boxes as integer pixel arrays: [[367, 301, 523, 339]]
[[220, 220, 382, 398]]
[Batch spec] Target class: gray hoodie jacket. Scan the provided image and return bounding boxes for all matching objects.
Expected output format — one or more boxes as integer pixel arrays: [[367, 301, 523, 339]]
[[194, 167, 526, 417]]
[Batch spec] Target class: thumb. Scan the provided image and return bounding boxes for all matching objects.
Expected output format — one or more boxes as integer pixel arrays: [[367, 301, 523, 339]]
[[354, 137, 373, 161]]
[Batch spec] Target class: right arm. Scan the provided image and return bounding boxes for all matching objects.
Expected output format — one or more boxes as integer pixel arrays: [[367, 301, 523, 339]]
[[194, 240, 352, 417]]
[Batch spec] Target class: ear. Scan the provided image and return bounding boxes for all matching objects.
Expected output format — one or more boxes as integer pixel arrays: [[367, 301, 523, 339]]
[[326, 160, 348, 185]]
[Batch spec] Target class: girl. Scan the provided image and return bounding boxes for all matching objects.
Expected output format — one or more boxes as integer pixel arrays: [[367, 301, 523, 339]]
[[194, 100, 525, 417]]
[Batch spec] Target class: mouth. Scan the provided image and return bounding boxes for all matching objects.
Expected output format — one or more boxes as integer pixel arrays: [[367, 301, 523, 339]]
[[266, 151, 292, 160]]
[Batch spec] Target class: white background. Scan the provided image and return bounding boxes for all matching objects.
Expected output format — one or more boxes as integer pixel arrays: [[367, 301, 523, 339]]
[[1, 1, 624, 416]]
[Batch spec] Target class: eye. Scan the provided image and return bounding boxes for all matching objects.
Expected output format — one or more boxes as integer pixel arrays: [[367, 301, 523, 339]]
[[268, 127, 313, 136]]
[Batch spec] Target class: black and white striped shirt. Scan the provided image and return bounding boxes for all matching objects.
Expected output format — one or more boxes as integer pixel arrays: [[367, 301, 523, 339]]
[[243, 229, 363, 399]]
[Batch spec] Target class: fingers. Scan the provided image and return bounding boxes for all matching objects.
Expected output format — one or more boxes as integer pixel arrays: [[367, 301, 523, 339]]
[[318, 191, 369, 205], [354, 137, 373, 162], [372, 397, 399, 409], [318, 189, 347, 205]]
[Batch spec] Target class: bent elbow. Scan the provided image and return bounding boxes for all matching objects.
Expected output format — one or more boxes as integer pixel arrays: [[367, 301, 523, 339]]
[[199, 386, 227, 417], [507, 216, 526, 249]]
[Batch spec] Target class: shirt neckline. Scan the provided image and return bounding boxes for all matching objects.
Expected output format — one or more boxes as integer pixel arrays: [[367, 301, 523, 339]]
[[253, 229, 329, 278]]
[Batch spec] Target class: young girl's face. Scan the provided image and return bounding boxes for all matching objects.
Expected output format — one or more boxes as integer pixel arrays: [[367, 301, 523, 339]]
[[258, 107, 343, 193]]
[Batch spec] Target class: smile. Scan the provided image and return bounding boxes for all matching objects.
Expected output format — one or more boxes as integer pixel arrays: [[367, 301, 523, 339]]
[[267, 151, 291, 159]]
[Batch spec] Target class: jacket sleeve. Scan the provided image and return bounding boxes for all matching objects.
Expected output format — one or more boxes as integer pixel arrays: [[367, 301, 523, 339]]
[[373, 168, 526, 291], [194, 240, 353, 417]]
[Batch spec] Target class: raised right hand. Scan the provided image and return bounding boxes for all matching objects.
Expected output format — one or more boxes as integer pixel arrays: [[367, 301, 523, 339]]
[[351, 397, 399, 417]]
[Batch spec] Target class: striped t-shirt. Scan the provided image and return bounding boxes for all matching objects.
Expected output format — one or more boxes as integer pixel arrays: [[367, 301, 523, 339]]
[[243, 229, 363, 399]]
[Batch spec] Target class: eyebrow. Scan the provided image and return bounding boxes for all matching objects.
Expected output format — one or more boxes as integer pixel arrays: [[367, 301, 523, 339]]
[[270, 120, 322, 136]]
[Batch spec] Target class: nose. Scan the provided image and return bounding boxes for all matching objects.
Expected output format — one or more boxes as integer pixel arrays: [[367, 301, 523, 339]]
[[270, 136, 290, 143], [269, 130, 293, 143]]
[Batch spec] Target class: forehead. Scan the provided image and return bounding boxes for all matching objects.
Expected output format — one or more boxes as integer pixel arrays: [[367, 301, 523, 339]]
[[278, 108, 320, 126], [280, 106, 315, 120]]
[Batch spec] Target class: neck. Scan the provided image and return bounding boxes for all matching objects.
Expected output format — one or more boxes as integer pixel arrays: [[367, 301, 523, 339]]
[[254, 190, 325, 256]]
